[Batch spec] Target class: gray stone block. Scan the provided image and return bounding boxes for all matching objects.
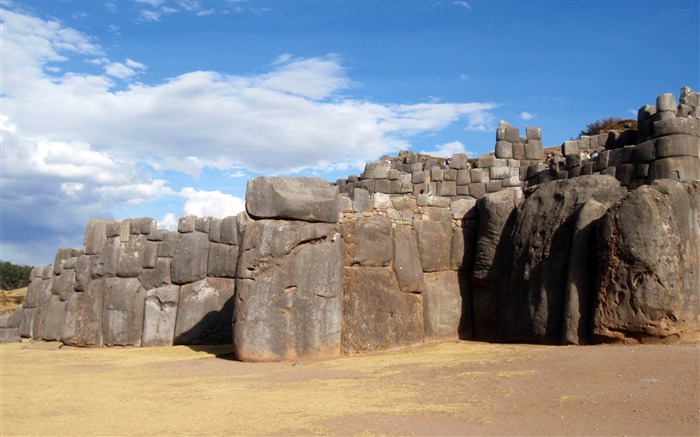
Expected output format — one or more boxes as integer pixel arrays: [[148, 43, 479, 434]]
[[486, 180, 503, 193], [423, 271, 462, 339], [41, 294, 66, 341], [649, 156, 700, 182], [342, 216, 392, 267], [653, 117, 700, 137], [143, 241, 158, 269], [490, 166, 511, 180], [632, 140, 656, 162], [247, 176, 341, 223], [505, 125, 521, 143], [74, 255, 92, 292], [526, 127, 542, 140], [195, 217, 211, 234], [512, 143, 526, 160], [117, 235, 146, 278], [178, 216, 196, 233], [451, 198, 478, 220], [443, 168, 457, 181], [84, 219, 112, 255], [171, 232, 210, 285], [62, 281, 103, 347], [220, 216, 239, 245], [495, 141, 513, 159], [414, 220, 452, 272], [456, 169, 471, 185], [208, 218, 222, 243], [469, 183, 486, 198], [565, 154, 581, 168], [363, 160, 391, 179], [207, 242, 238, 278], [175, 277, 235, 345], [656, 134, 700, 158], [141, 284, 180, 347], [478, 154, 497, 168], [449, 153, 469, 169], [157, 232, 179, 258], [412, 170, 426, 184], [102, 277, 146, 347], [342, 267, 423, 354], [234, 224, 343, 361], [525, 141, 544, 160], [656, 93, 677, 112], [437, 181, 456, 196], [375, 178, 391, 194], [139, 258, 171, 291], [456, 185, 470, 196], [430, 167, 444, 182], [615, 163, 635, 186], [392, 227, 424, 293], [563, 141, 579, 157]]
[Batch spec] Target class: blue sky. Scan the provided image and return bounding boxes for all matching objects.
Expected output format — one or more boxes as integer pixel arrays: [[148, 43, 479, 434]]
[[1, 0, 698, 267]]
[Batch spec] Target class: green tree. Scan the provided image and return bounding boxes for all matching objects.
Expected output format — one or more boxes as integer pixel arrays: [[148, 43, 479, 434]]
[[0, 261, 33, 290]]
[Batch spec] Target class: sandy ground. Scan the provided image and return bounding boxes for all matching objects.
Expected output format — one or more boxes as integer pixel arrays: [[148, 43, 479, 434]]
[[1, 340, 698, 436]]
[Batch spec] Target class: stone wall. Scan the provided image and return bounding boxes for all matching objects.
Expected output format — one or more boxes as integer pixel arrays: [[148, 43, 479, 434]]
[[5, 86, 699, 357]]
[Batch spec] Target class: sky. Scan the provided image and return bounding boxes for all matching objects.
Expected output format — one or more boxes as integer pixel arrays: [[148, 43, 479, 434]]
[[1, 0, 698, 267]]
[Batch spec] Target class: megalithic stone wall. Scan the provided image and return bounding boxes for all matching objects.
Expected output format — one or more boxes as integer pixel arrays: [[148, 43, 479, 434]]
[[7, 86, 699, 357]]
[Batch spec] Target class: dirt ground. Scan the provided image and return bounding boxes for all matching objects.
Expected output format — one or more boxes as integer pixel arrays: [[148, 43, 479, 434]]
[[1, 340, 698, 436]]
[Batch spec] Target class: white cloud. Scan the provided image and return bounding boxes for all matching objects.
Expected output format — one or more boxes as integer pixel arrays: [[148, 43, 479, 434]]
[[180, 188, 245, 218], [420, 141, 468, 158], [519, 111, 536, 121], [453, 1, 472, 9], [158, 213, 179, 231], [0, 6, 499, 265]]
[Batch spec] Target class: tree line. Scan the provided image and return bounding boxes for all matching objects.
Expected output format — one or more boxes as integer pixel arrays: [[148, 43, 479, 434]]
[[0, 261, 33, 291]]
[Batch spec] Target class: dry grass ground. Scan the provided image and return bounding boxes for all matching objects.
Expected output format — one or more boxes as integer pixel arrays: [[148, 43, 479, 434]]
[[0, 288, 26, 315], [1, 340, 698, 436]]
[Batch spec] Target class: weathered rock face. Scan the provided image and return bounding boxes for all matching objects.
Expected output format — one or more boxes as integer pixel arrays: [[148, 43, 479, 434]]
[[246, 177, 340, 223], [141, 284, 180, 347], [495, 176, 625, 344], [593, 180, 700, 342], [342, 267, 424, 354], [233, 220, 344, 362], [175, 278, 235, 345]]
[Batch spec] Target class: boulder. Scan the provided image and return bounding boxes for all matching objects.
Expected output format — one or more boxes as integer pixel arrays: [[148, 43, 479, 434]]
[[41, 294, 67, 341], [174, 278, 235, 345], [497, 176, 624, 344], [593, 181, 700, 342], [246, 177, 340, 223], [207, 243, 238, 278], [342, 267, 424, 354], [116, 235, 146, 278], [141, 285, 180, 347], [234, 220, 343, 361]]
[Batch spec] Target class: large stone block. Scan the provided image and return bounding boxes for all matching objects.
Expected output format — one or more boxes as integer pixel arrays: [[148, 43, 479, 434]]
[[594, 182, 700, 342], [342, 267, 424, 354], [363, 160, 391, 179], [171, 231, 210, 285], [653, 117, 699, 137], [656, 135, 700, 158], [174, 278, 235, 345], [234, 221, 343, 361], [52, 269, 76, 302], [207, 242, 238, 278], [649, 156, 700, 182], [62, 281, 104, 347], [495, 141, 513, 159], [91, 237, 120, 278], [141, 284, 180, 347], [84, 219, 114, 255], [117, 235, 146, 278], [392, 227, 423, 293], [138, 258, 172, 291], [525, 141, 544, 160], [341, 216, 392, 267], [246, 176, 340, 223], [220, 216, 239, 245], [449, 153, 469, 169], [423, 271, 463, 340], [41, 294, 66, 341], [102, 277, 147, 347], [414, 220, 452, 272]]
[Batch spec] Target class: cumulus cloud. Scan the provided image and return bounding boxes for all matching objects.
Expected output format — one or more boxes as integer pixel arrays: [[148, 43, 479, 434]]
[[453, 1, 473, 9], [180, 188, 246, 218], [519, 111, 536, 121], [420, 141, 470, 158]]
